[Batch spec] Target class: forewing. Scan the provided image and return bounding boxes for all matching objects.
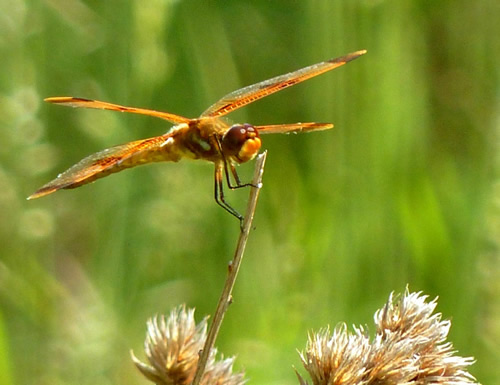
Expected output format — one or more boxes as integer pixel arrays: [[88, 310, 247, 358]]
[[201, 50, 366, 118], [45, 97, 191, 125], [255, 122, 333, 134], [28, 135, 169, 199]]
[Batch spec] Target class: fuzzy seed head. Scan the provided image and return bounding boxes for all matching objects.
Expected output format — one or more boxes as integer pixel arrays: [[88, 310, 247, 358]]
[[298, 289, 479, 385], [131, 305, 245, 385]]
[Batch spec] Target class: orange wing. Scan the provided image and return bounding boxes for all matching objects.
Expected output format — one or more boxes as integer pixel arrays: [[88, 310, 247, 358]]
[[255, 122, 333, 134], [44, 97, 192, 124], [201, 50, 366, 118], [27, 134, 181, 199]]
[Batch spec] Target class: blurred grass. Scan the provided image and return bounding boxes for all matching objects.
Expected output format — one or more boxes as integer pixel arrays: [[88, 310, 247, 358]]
[[0, 0, 498, 384]]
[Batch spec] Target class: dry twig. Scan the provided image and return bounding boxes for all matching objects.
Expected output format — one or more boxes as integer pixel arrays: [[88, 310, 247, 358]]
[[192, 151, 267, 385]]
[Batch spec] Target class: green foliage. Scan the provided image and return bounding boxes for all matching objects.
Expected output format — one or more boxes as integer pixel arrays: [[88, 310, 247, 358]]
[[0, 0, 497, 384]]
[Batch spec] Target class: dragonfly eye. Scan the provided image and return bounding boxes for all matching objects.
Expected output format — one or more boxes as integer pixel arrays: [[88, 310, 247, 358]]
[[222, 123, 261, 163]]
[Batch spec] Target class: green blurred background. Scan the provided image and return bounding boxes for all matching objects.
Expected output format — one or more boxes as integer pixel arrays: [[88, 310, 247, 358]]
[[0, 0, 498, 384]]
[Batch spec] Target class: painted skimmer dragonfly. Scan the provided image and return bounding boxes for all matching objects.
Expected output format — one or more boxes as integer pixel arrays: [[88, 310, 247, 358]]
[[29, 50, 366, 223]]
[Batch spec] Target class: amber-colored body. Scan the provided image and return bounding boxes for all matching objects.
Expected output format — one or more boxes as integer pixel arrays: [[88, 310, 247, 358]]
[[29, 50, 366, 221]]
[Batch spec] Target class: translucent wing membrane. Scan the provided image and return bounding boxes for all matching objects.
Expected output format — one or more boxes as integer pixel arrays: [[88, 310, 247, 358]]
[[255, 122, 333, 134], [28, 135, 173, 199], [45, 97, 191, 124], [201, 50, 366, 118]]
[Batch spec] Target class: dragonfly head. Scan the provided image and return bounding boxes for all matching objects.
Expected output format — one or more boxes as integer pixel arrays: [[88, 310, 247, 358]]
[[222, 123, 261, 163]]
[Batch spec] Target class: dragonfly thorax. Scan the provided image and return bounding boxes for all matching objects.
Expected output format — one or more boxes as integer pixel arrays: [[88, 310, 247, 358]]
[[222, 123, 261, 164]]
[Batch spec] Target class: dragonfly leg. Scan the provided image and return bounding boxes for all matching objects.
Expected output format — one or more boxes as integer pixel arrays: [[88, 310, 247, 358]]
[[228, 163, 257, 189], [214, 164, 244, 228]]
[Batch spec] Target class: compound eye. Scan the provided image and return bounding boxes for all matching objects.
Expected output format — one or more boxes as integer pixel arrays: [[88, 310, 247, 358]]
[[224, 124, 251, 149], [222, 123, 261, 163]]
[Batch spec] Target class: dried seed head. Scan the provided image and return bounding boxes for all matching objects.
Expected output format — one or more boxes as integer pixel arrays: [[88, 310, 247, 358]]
[[131, 305, 245, 385], [298, 289, 479, 385]]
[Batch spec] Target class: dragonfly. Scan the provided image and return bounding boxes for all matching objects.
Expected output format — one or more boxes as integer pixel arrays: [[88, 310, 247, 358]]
[[29, 50, 366, 223]]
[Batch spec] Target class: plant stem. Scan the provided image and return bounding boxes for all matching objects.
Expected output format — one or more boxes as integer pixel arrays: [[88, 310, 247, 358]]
[[192, 151, 267, 385]]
